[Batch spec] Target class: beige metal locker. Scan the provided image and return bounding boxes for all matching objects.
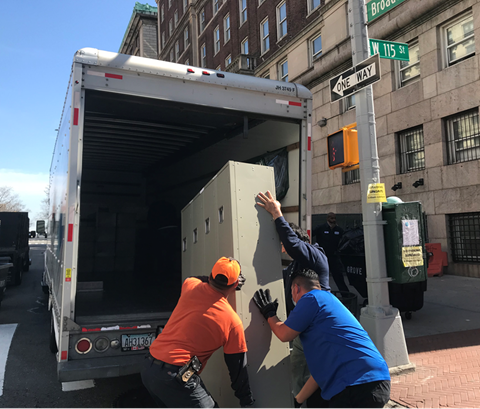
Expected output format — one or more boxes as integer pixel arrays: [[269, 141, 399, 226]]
[[181, 161, 292, 408]]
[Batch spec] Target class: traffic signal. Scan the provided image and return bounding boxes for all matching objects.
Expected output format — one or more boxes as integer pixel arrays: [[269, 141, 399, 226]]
[[327, 124, 359, 170]]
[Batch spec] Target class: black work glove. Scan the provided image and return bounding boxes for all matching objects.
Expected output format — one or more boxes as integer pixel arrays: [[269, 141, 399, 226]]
[[236, 273, 246, 291], [294, 396, 303, 408], [240, 397, 255, 408], [253, 289, 278, 319]]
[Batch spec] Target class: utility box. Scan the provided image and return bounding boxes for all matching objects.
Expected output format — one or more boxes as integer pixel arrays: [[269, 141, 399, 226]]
[[382, 200, 427, 318], [181, 161, 292, 408], [382, 201, 427, 284]]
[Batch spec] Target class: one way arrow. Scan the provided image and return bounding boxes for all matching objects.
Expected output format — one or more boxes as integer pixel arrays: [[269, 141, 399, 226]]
[[332, 63, 377, 96]]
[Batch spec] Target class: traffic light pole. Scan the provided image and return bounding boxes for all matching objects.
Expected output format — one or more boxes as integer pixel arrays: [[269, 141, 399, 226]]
[[348, 0, 412, 370]]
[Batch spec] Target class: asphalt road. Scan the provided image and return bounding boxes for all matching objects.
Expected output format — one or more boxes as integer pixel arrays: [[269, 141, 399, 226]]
[[0, 240, 154, 408]]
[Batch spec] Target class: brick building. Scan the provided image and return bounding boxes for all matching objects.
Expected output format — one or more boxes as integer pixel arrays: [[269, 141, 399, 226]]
[[119, 2, 158, 58], [123, 0, 480, 278]]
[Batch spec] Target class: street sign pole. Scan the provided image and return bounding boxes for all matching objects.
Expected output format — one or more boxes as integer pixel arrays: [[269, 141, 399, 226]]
[[348, 0, 412, 370]]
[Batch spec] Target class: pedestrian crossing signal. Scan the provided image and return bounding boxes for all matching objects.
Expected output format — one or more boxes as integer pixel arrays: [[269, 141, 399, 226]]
[[327, 124, 359, 170]]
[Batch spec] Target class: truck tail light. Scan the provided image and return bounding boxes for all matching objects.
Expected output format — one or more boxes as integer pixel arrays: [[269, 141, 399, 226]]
[[75, 338, 92, 354]]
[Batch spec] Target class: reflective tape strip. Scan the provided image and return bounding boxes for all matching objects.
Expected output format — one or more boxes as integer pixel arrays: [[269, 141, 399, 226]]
[[67, 224, 73, 242], [61, 351, 68, 361], [86, 70, 123, 80], [276, 99, 302, 107], [308, 136, 312, 151], [73, 92, 80, 126], [307, 229, 311, 238]]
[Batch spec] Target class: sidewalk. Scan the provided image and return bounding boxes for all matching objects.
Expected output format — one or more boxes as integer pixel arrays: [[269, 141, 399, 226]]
[[338, 273, 480, 408]]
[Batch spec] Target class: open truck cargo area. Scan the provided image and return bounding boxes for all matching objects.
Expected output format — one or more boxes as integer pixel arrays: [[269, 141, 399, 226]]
[[45, 48, 312, 382]]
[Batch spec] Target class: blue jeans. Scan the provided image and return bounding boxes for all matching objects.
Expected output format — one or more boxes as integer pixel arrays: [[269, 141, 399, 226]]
[[141, 356, 217, 408]]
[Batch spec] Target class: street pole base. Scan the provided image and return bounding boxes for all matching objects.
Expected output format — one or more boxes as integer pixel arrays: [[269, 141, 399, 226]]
[[360, 305, 411, 369]]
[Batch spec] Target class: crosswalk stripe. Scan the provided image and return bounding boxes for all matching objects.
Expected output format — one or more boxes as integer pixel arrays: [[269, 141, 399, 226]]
[[0, 324, 18, 397]]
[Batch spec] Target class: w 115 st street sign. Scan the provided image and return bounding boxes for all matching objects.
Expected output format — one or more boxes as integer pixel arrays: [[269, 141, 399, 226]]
[[330, 53, 381, 103], [367, 0, 407, 22], [370, 39, 409, 61]]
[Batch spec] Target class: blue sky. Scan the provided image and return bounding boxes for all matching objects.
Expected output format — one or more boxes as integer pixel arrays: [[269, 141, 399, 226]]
[[0, 1, 156, 223]]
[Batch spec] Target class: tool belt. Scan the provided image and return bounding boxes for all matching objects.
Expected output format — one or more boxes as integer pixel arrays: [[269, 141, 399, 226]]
[[176, 355, 202, 384]]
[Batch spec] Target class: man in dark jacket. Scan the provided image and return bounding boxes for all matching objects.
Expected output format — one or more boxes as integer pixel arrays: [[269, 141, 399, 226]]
[[257, 190, 330, 407], [313, 212, 349, 293]]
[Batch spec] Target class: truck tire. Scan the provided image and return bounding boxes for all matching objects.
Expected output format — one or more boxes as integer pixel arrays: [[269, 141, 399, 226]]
[[14, 262, 23, 286], [23, 252, 30, 272], [50, 314, 58, 354]]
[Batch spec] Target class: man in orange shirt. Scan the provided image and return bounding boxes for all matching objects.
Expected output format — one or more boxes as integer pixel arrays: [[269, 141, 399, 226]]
[[141, 257, 254, 408]]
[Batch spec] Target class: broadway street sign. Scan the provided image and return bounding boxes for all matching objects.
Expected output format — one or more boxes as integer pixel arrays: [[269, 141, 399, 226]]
[[367, 0, 407, 22], [369, 39, 409, 61], [330, 53, 381, 103]]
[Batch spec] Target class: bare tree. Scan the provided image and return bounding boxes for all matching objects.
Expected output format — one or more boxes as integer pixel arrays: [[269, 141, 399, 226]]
[[0, 186, 27, 212], [35, 186, 50, 221]]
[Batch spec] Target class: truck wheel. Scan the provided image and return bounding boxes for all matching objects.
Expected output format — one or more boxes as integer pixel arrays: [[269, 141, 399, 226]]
[[50, 314, 58, 354], [14, 263, 23, 286], [23, 253, 30, 272]]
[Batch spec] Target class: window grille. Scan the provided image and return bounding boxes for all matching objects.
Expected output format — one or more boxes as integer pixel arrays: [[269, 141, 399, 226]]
[[449, 212, 480, 262], [399, 126, 425, 173], [446, 109, 480, 164], [344, 168, 360, 185]]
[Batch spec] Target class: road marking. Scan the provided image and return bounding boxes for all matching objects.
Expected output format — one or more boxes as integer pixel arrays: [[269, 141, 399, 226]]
[[62, 380, 95, 391], [0, 324, 18, 397]]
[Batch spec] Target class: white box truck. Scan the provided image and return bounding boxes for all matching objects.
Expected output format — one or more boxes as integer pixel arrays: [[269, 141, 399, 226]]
[[43, 48, 313, 384]]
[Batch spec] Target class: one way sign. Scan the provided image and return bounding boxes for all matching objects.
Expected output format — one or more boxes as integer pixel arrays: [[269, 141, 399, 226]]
[[330, 54, 381, 103]]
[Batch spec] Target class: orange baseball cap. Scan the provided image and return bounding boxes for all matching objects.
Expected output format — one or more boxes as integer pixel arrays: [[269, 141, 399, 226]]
[[212, 257, 241, 286]]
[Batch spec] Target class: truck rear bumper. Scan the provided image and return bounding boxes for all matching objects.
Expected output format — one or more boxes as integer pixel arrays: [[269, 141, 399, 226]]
[[58, 353, 147, 382]]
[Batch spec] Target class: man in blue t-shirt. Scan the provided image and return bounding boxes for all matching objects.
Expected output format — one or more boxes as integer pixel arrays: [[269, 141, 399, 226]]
[[252, 269, 390, 408]]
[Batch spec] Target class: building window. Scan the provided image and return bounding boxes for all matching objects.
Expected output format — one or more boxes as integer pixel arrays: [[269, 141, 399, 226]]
[[184, 0, 188, 12], [201, 43, 207, 67], [446, 109, 480, 164], [261, 18, 270, 54], [175, 41, 180, 62], [224, 14, 231, 43], [279, 59, 288, 82], [241, 37, 249, 54], [343, 94, 356, 112], [184, 26, 190, 49], [174, 10, 179, 27], [216, 65, 221, 70], [161, 32, 166, 48], [344, 168, 360, 185], [213, 0, 220, 14], [277, 1, 287, 39], [161, 4, 165, 22], [168, 0, 172, 8], [449, 212, 480, 262], [311, 34, 322, 62], [399, 126, 425, 173], [263, 71, 270, 79], [169, 19, 173, 36], [309, 0, 321, 13], [225, 54, 232, 67], [185, 59, 190, 65], [444, 13, 475, 67], [214, 26, 221, 54], [398, 42, 420, 87], [240, 0, 247, 25], [199, 8, 206, 32], [170, 48, 174, 62]]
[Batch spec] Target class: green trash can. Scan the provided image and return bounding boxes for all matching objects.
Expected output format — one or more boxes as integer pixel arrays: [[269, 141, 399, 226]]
[[382, 198, 427, 319]]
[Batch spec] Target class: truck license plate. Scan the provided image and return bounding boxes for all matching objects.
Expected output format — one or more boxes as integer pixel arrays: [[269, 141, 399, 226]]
[[121, 333, 156, 352]]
